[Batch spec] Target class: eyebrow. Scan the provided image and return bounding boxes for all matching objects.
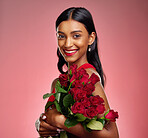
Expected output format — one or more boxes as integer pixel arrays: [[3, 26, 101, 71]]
[[57, 30, 82, 34]]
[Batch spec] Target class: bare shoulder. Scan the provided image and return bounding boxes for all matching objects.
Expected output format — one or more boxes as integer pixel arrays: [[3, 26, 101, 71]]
[[50, 78, 59, 92]]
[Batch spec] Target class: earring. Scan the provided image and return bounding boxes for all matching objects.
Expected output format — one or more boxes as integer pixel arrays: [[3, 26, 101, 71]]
[[88, 45, 91, 52]]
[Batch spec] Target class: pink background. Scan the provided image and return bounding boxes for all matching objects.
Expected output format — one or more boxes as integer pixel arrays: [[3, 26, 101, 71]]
[[0, 0, 148, 138]]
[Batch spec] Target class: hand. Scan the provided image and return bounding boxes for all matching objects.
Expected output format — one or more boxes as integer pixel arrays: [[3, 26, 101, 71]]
[[37, 114, 60, 138], [44, 105, 66, 128]]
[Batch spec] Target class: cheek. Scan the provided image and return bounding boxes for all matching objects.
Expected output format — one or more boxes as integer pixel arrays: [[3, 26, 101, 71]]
[[58, 40, 65, 47], [74, 38, 89, 48]]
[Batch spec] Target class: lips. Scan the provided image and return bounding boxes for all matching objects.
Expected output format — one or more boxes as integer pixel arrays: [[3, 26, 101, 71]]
[[64, 49, 78, 56]]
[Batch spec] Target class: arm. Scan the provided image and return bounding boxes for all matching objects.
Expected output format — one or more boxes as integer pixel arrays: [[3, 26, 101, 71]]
[[45, 72, 119, 138], [46, 110, 118, 138], [37, 79, 60, 137]]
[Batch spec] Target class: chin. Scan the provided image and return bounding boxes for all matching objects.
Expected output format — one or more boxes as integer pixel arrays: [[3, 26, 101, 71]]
[[64, 57, 77, 64]]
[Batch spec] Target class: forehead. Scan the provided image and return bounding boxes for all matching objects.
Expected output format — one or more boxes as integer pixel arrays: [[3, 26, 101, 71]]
[[57, 19, 88, 33]]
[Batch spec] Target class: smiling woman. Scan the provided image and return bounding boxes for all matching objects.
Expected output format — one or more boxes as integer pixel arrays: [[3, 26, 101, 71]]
[[57, 19, 95, 66], [36, 7, 119, 138]]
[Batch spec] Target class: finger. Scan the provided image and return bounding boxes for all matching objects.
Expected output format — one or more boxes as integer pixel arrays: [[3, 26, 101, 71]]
[[40, 120, 58, 131], [39, 131, 59, 137], [39, 130, 58, 135], [39, 126, 57, 133], [39, 132, 59, 136], [40, 113, 47, 121]]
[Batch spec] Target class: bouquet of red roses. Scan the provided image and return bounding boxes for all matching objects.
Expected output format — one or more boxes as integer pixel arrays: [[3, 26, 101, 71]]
[[43, 64, 118, 137]]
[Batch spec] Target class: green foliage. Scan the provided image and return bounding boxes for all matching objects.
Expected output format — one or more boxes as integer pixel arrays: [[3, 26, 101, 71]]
[[87, 120, 103, 130], [63, 94, 74, 108], [43, 93, 54, 100], [45, 101, 53, 111], [69, 70, 72, 76], [98, 118, 105, 127], [82, 122, 92, 132], [64, 117, 79, 128], [55, 80, 67, 94], [67, 81, 73, 92], [75, 114, 86, 122], [55, 80, 61, 87], [56, 87, 68, 93], [60, 131, 68, 138], [55, 92, 61, 103], [104, 109, 110, 116], [54, 100, 61, 113]]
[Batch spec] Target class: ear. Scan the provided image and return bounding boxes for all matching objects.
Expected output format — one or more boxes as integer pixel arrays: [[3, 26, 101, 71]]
[[88, 32, 96, 45]]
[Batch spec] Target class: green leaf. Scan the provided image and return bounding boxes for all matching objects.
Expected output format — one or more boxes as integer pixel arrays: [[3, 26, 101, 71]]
[[57, 87, 68, 93], [55, 80, 61, 88], [63, 94, 74, 107], [87, 120, 103, 130], [55, 80, 67, 93], [55, 92, 61, 103], [64, 117, 78, 128], [98, 118, 105, 127], [55, 81, 67, 93], [75, 114, 86, 122], [43, 93, 54, 100], [45, 101, 53, 111], [92, 116, 97, 120], [82, 122, 92, 132], [54, 100, 61, 113], [60, 131, 68, 138]]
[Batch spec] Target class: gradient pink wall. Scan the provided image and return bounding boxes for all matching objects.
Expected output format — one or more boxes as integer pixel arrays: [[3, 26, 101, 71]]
[[0, 0, 148, 138]]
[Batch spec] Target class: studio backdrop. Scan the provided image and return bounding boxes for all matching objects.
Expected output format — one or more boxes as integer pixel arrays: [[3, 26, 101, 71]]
[[0, 0, 148, 138]]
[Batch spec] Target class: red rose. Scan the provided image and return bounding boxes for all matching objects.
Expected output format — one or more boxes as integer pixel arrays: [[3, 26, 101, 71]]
[[83, 83, 95, 96], [105, 110, 119, 122], [89, 95, 104, 105], [71, 102, 85, 114], [96, 104, 105, 114], [74, 89, 87, 101], [70, 72, 79, 82], [81, 98, 91, 107], [80, 72, 89, 85], [78, 68, 87, 76], [88, 73, 100, 85], [48, 95, 55, 102], [69, 64, 77, 74], [84, 106, 98, 119], [59, 73, 68, 87], [72, 80, 83, 87], [69, 87, 77, 95]]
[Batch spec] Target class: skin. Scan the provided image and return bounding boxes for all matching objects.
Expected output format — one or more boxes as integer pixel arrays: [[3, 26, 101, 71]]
[[38, 19, 119, 138]]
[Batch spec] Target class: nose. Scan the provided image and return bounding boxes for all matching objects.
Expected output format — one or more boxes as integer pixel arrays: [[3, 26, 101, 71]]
[[65, 37, 73, 48]]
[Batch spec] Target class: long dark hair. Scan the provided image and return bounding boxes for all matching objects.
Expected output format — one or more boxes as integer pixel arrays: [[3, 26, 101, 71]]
[[56, 7, 105, 87]]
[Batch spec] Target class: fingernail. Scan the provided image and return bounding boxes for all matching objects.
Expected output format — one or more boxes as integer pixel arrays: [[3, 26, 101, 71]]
[[57, 128, 61, 132], [42, 115, 46, 120]]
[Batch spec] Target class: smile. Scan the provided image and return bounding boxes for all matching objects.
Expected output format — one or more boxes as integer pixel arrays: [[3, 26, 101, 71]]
[[64, 49, 78, 56]]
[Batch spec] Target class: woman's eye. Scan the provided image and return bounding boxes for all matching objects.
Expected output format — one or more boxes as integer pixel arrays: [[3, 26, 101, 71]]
[[73, 34, 80, 39], [57, 34, 65, 39]]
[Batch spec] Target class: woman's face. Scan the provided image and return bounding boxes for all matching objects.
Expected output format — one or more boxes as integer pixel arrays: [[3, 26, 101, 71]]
[[56, 19, 95, 66]]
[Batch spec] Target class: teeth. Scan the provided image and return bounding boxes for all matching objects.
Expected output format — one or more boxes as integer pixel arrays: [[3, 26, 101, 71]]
[[65, 50, 77, 53]]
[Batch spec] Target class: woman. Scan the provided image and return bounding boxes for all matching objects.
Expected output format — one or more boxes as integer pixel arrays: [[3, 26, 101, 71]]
[[36, 7, 119, 138]]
